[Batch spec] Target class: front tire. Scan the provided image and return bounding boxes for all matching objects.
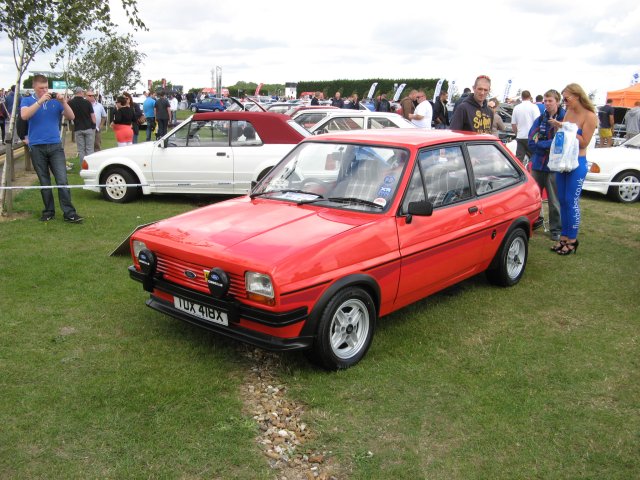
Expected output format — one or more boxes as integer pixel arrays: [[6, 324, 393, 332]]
[[486, 228, 528, 287], [101, 168, 140, 203], [608, 170, 640, 203], [306, 287, 376, 370]]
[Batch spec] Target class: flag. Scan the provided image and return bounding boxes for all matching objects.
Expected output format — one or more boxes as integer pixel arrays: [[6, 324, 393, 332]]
[[448, 80, 457, 99], [631, 71, 639, 85], [502, 79, 512, 102], [393, 83, 406, 102], [255, 83, 264, 96], [366, 82, 378, 100], [433, 78, 444, 102]]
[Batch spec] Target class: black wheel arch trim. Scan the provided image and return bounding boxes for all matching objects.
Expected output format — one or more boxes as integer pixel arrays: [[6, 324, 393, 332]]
[[487, 217, 531, 271], [299, 274, 381, 337]]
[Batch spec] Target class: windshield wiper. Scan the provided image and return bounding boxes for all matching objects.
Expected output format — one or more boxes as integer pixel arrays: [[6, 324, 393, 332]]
[[327, 197, 384, 209], [250, 189, 324, 199]]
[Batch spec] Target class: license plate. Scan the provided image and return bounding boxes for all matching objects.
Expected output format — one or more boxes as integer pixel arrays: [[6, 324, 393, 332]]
[[174, 296, 228, 326]]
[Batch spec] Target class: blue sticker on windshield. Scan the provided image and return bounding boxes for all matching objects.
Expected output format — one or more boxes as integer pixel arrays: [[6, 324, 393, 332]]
[[377, 186, 392, 198], [384, 175, 395, 184]]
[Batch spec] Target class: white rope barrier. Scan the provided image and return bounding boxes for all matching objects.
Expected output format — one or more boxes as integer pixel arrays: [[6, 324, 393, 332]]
[[0, 180, 637, 191]]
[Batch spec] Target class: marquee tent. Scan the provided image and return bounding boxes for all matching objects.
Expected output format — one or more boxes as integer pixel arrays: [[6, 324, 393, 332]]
[[606, 83, 640, 107]]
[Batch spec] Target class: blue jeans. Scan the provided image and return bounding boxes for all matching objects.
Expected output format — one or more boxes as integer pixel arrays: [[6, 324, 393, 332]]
[[30, 143, 77, 218], [145, 117, 156, 141]]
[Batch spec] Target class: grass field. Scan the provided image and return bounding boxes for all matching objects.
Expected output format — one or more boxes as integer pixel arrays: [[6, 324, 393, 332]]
[[1, 134, 638, 478]]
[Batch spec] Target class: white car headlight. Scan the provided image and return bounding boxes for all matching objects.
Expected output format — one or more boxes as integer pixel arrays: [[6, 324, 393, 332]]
[[245, 272, 274, 304], [132, 240, 148, 258]]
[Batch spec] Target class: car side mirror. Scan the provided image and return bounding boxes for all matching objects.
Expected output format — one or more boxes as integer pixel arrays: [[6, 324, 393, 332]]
[[407, 201, 433, 217]]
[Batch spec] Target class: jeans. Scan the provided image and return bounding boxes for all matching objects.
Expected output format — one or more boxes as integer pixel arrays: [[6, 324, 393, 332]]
[[30, 143, 77, 218], [75, 128, 95, 164], [531, 169, 561, 237], [156, 118, 168, 139], [146, 117, 156, 141], [94, 129, 102, 151], [515, 138, 533, 166]]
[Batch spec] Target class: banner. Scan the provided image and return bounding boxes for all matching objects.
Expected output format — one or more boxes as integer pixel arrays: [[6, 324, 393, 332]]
[[433, 79, 444, 102], [447, 80, 457, 99], [502, 79, 513, 102], [393, 83, 406, 102], [147, 79, 152, 90], [162, 78, 166, 88], [255, 83, 264, 96], [366, 82, 378, 100]]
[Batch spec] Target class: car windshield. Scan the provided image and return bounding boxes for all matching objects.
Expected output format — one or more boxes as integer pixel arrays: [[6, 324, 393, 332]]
[[623, 134, 640, 148], [252, 142, 409, 212]]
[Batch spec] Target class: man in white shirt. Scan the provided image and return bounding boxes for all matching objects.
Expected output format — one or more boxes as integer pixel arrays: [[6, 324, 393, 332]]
[[169, 94, 178, 125], [409, 91, 432, 129], [87, 90, 107, 151], [511, 90, 541, 165]]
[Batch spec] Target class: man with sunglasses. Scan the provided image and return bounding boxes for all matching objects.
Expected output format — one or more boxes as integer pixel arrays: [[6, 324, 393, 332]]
[[450, 75, 493, 133], [409, 91, 432, 129]]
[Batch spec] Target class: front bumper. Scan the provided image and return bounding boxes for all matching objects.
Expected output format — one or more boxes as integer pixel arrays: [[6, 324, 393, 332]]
[[584, 173, 610, 194], [129, 266, 313, 351], [79, 170, 100, 192]]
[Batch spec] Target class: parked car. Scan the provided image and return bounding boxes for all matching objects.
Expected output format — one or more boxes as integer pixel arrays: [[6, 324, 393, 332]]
[[584, 133, 640, 203], [80, 111, 310, 202], [283, 105, 339, 117], [265, 102, 296, 114], [128, 129, 542, 369], [306, 111, 416, 134], [290, 108, 346, 129], [189, 97, 227, 112]]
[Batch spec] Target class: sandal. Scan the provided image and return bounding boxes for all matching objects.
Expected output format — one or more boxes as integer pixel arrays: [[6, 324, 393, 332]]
[[557, 240, 579, 255], [550, 240, 565, 252]]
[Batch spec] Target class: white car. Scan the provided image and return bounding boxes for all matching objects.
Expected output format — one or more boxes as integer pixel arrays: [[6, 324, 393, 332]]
[[80, 112, 309, 202], [295, 110, 416, 135], [585, 134, 640, 203]]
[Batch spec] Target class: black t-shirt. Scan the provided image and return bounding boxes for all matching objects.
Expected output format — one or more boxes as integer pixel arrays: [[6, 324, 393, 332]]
[[598, 104, 614, 128], [113, 106, 134, 125], [68, 96, 95, 131], [155, 97, 170, 120]]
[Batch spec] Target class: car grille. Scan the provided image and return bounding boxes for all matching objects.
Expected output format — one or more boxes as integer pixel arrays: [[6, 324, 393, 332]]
[[156, 254, 245, 298]]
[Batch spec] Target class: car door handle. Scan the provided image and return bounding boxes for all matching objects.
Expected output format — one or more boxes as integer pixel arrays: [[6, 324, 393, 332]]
[[216, 152, 226, 156], [468, 206, 479, 214]]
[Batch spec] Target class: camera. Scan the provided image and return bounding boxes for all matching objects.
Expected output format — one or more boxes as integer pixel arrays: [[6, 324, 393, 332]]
[[49, 92, 57, 100]]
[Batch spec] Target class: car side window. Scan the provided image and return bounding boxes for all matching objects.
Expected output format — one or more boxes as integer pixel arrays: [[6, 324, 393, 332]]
[[182, 120, 229, 147], [368, 117, 399, 129], [325, 117, 364, 132], [418, 146, 471, 207], [467, 144, 521, 195], [230, 121, 262, 146], [401, 166, 426, 213]]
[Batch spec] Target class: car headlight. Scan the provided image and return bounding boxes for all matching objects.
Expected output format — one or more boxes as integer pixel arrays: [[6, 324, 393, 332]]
[[132, 240, 148, 258], [589, 162, 600, 174], [245, 272, 275, 305]]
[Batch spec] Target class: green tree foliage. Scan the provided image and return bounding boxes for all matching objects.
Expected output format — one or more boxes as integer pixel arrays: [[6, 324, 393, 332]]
[[65, 34, 146, 95]]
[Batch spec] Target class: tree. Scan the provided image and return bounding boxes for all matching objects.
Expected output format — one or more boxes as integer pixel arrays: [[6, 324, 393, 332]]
[[0, 0, 145, 215], [63, 34, 146, 96]]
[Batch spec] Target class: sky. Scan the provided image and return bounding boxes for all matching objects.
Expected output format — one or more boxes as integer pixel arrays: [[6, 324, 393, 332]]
[[1, 0, 639, 104]]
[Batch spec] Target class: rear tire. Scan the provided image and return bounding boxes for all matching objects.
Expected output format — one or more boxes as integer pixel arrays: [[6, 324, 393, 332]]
[[607, 170, 640, 203], [306, 287, 376, 370], [486, 228, 528, 287], [101, 168, 140, 203]]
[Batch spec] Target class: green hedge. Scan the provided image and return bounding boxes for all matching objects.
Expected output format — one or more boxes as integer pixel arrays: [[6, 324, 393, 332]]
[[296, 78, 447, 99]]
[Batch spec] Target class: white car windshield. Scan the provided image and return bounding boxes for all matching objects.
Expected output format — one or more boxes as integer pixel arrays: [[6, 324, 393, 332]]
[[251, 142, 409, 212]]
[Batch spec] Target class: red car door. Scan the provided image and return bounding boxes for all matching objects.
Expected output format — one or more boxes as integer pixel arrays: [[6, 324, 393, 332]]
[[394, 145, 489, 309]]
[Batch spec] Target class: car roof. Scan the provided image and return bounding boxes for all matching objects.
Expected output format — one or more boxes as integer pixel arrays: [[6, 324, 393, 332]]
[[191, 111, 307, 144], [305, 128, 497, 148]]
